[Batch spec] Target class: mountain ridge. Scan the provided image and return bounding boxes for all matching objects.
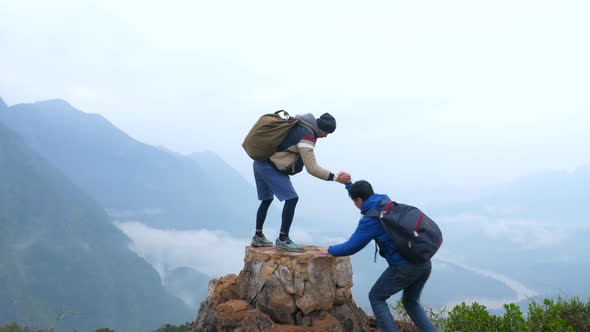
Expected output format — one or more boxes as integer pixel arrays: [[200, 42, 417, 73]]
[[0, 121, 192, 331], [0, 97, 258, 234]]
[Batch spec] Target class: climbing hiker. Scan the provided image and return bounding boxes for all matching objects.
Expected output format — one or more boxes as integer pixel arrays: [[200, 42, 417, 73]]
[[327, 180, 437, 332]]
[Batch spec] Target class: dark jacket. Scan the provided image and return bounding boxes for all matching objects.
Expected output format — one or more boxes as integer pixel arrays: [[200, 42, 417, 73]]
[[328, 186, 408, 266]]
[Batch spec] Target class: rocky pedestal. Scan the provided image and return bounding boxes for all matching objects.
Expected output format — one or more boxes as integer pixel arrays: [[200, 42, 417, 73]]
[[192, 246, 371, 332]]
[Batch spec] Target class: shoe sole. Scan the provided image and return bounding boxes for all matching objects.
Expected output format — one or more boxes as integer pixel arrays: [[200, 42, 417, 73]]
[[251, 242, 273, 247], [274, 245, 304, 252]]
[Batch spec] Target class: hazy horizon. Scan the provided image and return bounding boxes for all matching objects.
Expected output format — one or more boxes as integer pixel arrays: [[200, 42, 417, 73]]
[[2, 0, 590, 204]]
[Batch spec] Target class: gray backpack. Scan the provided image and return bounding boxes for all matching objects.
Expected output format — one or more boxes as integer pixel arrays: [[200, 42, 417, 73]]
[[365, 199, 443, 264]]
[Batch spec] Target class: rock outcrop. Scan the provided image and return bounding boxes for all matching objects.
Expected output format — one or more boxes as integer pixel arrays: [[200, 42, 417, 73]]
[[192, 246, 371, 332]]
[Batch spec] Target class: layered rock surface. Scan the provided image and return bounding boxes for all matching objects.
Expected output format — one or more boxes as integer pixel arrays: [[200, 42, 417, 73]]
[[192, 246, 371, 331]]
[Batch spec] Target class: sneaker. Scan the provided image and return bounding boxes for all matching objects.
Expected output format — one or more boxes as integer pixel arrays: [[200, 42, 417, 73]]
[[251, 233, 273, 247], [274, 237, 304, 252]]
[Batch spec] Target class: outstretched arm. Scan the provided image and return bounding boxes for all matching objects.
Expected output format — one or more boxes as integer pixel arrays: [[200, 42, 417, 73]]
[[328, 220, 374, 256], [297, 136, 351, 184]]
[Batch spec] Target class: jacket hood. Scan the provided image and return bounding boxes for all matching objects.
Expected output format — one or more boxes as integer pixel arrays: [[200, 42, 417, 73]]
[[361, 194, 390, 215], [295, 113, 319, 136]]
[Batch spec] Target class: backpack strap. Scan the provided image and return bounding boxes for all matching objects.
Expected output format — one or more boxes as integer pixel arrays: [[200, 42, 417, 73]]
[[363, 198, 400, 263], [364, 210, 380, 218], [362, 198, 393, 219], [275, 110, 290, 118], [299, 123, 315, 136], [362, 198, 387, 263], [374, 241, 378, 263]]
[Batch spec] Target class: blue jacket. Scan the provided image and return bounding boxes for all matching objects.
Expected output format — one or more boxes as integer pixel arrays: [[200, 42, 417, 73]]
[[328, 187, 408, 266]]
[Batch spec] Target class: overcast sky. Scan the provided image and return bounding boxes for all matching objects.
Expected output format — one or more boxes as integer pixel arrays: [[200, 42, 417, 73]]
[[1, 0, 589, 202]]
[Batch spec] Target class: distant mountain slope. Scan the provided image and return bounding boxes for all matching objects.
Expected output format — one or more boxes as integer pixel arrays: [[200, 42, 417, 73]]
[[428, 165, 590, 301], [0, 123, 192, 331], [163, 266, 210, 309], [435, 166, 590, 221], [0, 98, 257, 234], [482, 166, 589, 219], [190, 150, 258, 199]]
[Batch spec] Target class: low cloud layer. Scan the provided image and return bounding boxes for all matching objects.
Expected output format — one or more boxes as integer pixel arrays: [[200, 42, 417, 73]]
[[106, 208, 164, 218], [441, 214, 570, 249], [115, 220, 544, 310], [436, 258, 538, 309], [115, 221, 248, 278], [114, 221, 339, 279]]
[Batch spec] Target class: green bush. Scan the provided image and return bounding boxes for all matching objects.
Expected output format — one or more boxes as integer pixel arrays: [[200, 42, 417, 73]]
[[446, 302, 499, 332], [388, 296, 589, 331], [527, 297, 587, 332], [390, 299, 447, 329], [557, 296, 590, 332], [151, 322, 192, 332], [0, 322, 52, 332], [497, 303, 527, 332], [0, 323, 114, 332]]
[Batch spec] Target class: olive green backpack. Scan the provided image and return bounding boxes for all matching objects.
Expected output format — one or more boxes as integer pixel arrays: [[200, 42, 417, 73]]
[[242, 110, 299, 161]]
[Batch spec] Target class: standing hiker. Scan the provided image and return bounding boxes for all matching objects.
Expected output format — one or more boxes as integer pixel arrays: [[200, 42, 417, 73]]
[[327, 180, 436, 332], [247, 112, 351, 251]]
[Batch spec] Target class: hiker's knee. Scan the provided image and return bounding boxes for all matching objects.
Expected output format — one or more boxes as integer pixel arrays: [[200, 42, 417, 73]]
[[285, 197, 299, 205], [402, 294, 419, 309], [369, 286, 385, 303]]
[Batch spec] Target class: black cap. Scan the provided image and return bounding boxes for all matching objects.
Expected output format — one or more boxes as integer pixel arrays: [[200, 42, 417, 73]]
[[316, 113, 336, 133]]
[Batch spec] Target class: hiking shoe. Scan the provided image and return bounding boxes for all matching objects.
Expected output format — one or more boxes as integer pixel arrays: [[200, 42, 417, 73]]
[[251, 233, 273, 247], [274, 237, 304, 252]]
